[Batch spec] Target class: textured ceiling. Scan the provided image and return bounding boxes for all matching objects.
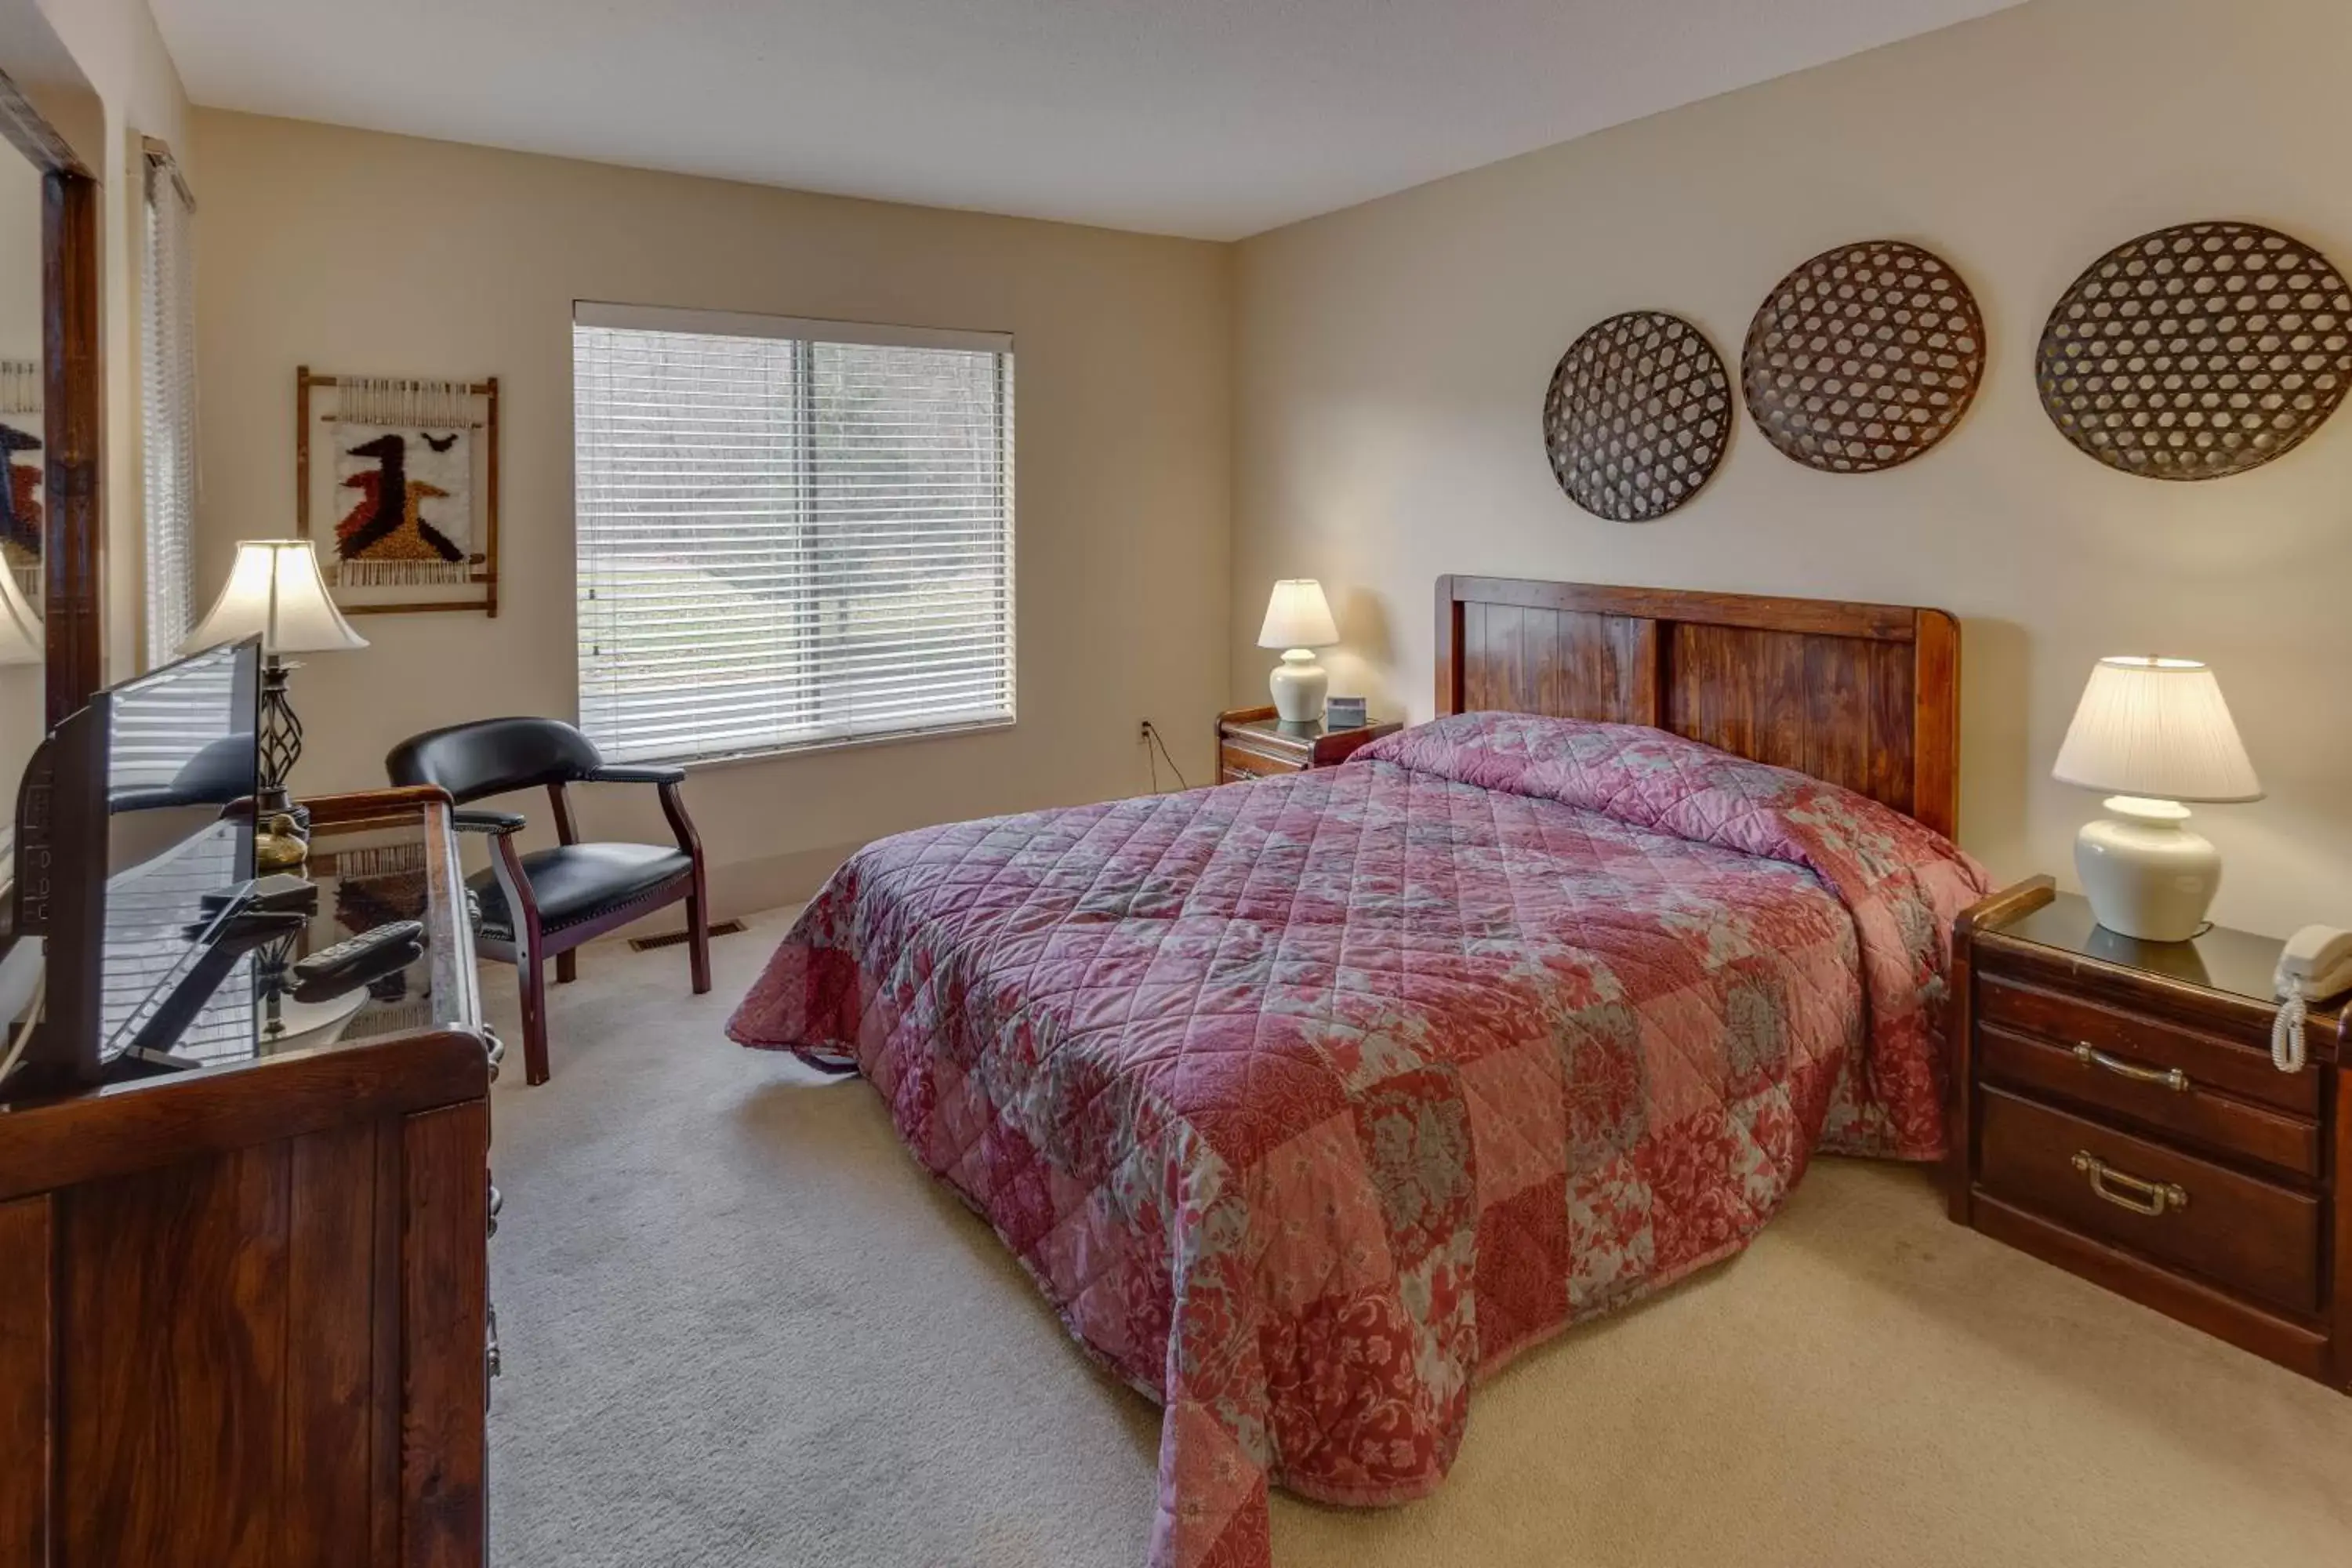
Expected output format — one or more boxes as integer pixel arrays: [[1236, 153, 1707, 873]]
[[154, 0, 2020, 241]]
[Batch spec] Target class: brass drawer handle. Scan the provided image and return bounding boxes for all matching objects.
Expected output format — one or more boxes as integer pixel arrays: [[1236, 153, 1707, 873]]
[[2073, 1042, 2189, 1094], [2071, 1151, 2189, 1217]]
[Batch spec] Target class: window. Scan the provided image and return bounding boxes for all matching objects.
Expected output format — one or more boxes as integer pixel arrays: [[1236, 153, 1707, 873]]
[[572, 303, 1014, 765], [140, 138, 198, 669]]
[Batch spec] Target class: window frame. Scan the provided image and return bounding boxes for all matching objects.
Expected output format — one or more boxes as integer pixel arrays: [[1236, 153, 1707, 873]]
[[571, 301, 1017, 770]]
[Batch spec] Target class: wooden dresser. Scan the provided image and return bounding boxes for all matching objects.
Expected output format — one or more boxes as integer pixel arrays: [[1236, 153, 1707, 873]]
[[0, 789, 498, 1565], [1949, 878, 2350, 1390], [1216, 706, 1400, 783]]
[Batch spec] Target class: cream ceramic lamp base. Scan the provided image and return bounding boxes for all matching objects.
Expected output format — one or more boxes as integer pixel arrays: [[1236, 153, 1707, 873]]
[[2074, 795, 2222, 942], [2053, 655, 2260, 945], [1269, 648, 1327, 724]]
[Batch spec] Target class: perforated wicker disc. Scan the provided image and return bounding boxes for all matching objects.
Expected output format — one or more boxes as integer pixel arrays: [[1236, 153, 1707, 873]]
[[1742, 240, 1984, 474], [1542, 311, 1731, 522], [2038, 221, 2352, 480]]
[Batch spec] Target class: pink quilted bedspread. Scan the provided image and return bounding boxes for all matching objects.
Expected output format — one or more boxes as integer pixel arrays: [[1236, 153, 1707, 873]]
[[728, 714, 1988, 1567]]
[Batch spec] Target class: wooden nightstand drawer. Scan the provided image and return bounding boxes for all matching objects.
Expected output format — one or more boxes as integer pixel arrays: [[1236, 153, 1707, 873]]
[[1979, 1022, 2321, 1178], [1214, 708, 1400, 785], [1977, 971, 2318, 1118], [1218, 741, 1298, 780], [1980, 1088, 2321, 1315]]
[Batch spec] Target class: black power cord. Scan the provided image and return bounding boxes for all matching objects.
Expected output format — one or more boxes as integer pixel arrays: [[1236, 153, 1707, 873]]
[[1139, 720, 1189, 793]]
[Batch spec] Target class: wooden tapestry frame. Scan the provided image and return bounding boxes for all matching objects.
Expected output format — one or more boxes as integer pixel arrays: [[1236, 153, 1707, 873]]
[[296, 365, 502, 617], [1436, 575, 1960, 838]]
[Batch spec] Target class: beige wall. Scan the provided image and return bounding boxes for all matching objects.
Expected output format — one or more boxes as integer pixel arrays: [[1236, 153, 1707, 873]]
[[1232, 0, 2352, 938], [0, 152, 38, 352], [192, 111, 1231, 915]]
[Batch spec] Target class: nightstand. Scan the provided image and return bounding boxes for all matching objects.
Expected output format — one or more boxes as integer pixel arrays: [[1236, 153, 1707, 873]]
[[1215, 706, 1400, 783], [1949, 878, 2350, 1391]]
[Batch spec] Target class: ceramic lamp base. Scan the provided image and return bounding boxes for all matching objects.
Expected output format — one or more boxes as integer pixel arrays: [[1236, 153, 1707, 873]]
[[2075, 795, 2220, 942], [1269, 649, 1328, 725]]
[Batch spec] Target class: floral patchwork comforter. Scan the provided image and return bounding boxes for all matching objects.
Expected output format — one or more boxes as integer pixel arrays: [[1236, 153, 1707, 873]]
[[728, 713, 1989, 1568]]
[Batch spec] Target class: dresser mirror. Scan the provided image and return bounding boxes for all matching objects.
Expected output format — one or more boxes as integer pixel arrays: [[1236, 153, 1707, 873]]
[[0, 2, 105, 1019], [0, 141, 38, 854]]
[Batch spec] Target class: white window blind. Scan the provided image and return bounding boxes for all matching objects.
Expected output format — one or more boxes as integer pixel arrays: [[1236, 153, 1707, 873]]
[[573, 303, 1014, 766], [140, 140, 198, 669], [103, 647, 254, 1064], [105, 643, 244, 789]]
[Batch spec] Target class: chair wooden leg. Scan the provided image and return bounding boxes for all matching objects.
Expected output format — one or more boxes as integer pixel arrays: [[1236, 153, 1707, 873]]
[[659, 779, 714, 997], [519, 952, 551, 1086], [687, 869, 712, 996], [556, 949, 577, 985], [490, 829, 554, 1084]]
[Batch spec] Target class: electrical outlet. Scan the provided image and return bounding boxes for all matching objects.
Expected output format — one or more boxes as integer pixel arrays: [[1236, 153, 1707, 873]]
[[1138, 719, 1154, 743]]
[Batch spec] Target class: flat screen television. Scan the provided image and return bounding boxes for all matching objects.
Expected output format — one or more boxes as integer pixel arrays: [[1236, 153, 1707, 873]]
[[5, 638, 261, 1093]]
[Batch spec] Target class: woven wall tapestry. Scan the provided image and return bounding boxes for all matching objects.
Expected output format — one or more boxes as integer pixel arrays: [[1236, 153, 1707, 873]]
[[1743, 240, 1984, 474], [0, 358, 41, 597], [296, 367, 502, 616], [1542, 310, 1732, 522], [2038, 220, 2352, 480]]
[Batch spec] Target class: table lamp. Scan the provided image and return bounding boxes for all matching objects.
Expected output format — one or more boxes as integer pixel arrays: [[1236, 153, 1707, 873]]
[[1257, 578, 1339, 725], [2052, 655, 2261, 942], [0, 562, 38, 666], [183, 539, 368, 819]]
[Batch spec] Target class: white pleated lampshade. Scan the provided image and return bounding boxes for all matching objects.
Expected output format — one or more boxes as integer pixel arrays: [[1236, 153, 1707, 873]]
[[0, 564, 38, 666], [1257, 579, 1338, 650], [183, 539, 369, 657], [2053, 655, 2261, 804]]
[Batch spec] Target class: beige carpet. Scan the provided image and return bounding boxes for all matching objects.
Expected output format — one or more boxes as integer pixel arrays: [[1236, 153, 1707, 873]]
[[484, 909, 2352, 1568]]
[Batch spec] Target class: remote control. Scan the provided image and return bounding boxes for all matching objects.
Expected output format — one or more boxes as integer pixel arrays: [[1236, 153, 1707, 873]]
[[291, 920, 425, 996]]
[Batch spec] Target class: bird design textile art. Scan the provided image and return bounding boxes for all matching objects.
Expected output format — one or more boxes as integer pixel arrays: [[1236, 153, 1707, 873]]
[[0, 418, 41, 572], [334, 423, 475, 587]]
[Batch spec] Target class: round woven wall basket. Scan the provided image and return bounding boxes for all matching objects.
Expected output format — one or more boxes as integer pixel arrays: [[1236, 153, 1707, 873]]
[[1743, 240, 1984, 474], [2038, 220, 2352, 480], [1542, 310, 1732, 522]]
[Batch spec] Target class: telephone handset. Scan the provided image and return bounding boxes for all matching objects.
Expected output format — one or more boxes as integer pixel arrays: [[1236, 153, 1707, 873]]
[[2271, 926, 2352, 1074]]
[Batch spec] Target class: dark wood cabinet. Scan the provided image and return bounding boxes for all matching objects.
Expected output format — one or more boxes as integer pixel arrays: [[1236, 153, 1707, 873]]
[[0, 791, 495, 1566], [1215, 706, 1399, 783], [1949, 878, 2350, 1390]]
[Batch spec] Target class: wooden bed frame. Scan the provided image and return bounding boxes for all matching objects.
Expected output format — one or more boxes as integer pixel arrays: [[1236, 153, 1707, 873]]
[[1436, 576, 1960, 838]]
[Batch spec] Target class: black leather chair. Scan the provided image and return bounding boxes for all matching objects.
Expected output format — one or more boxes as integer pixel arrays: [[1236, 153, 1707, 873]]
[[386, 717, 710, 1084]]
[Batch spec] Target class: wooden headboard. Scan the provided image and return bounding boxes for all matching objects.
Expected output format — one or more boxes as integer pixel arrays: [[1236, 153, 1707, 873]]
[[1436, 575, 1959, 838]]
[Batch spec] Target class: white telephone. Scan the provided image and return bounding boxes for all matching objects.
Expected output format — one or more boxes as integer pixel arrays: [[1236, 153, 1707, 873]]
[[2271, 926, 2352, 1074]]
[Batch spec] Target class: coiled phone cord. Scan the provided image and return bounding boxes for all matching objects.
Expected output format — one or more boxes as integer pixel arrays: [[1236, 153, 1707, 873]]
[[2272, 982, 2307, 1074]]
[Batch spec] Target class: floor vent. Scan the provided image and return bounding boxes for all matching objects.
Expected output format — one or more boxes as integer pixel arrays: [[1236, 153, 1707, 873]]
[[630, 918, 748, 953]]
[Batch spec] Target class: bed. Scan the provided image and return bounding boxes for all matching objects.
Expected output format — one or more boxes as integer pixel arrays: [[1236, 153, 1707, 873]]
[[728, 577, 1987, 1568]]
